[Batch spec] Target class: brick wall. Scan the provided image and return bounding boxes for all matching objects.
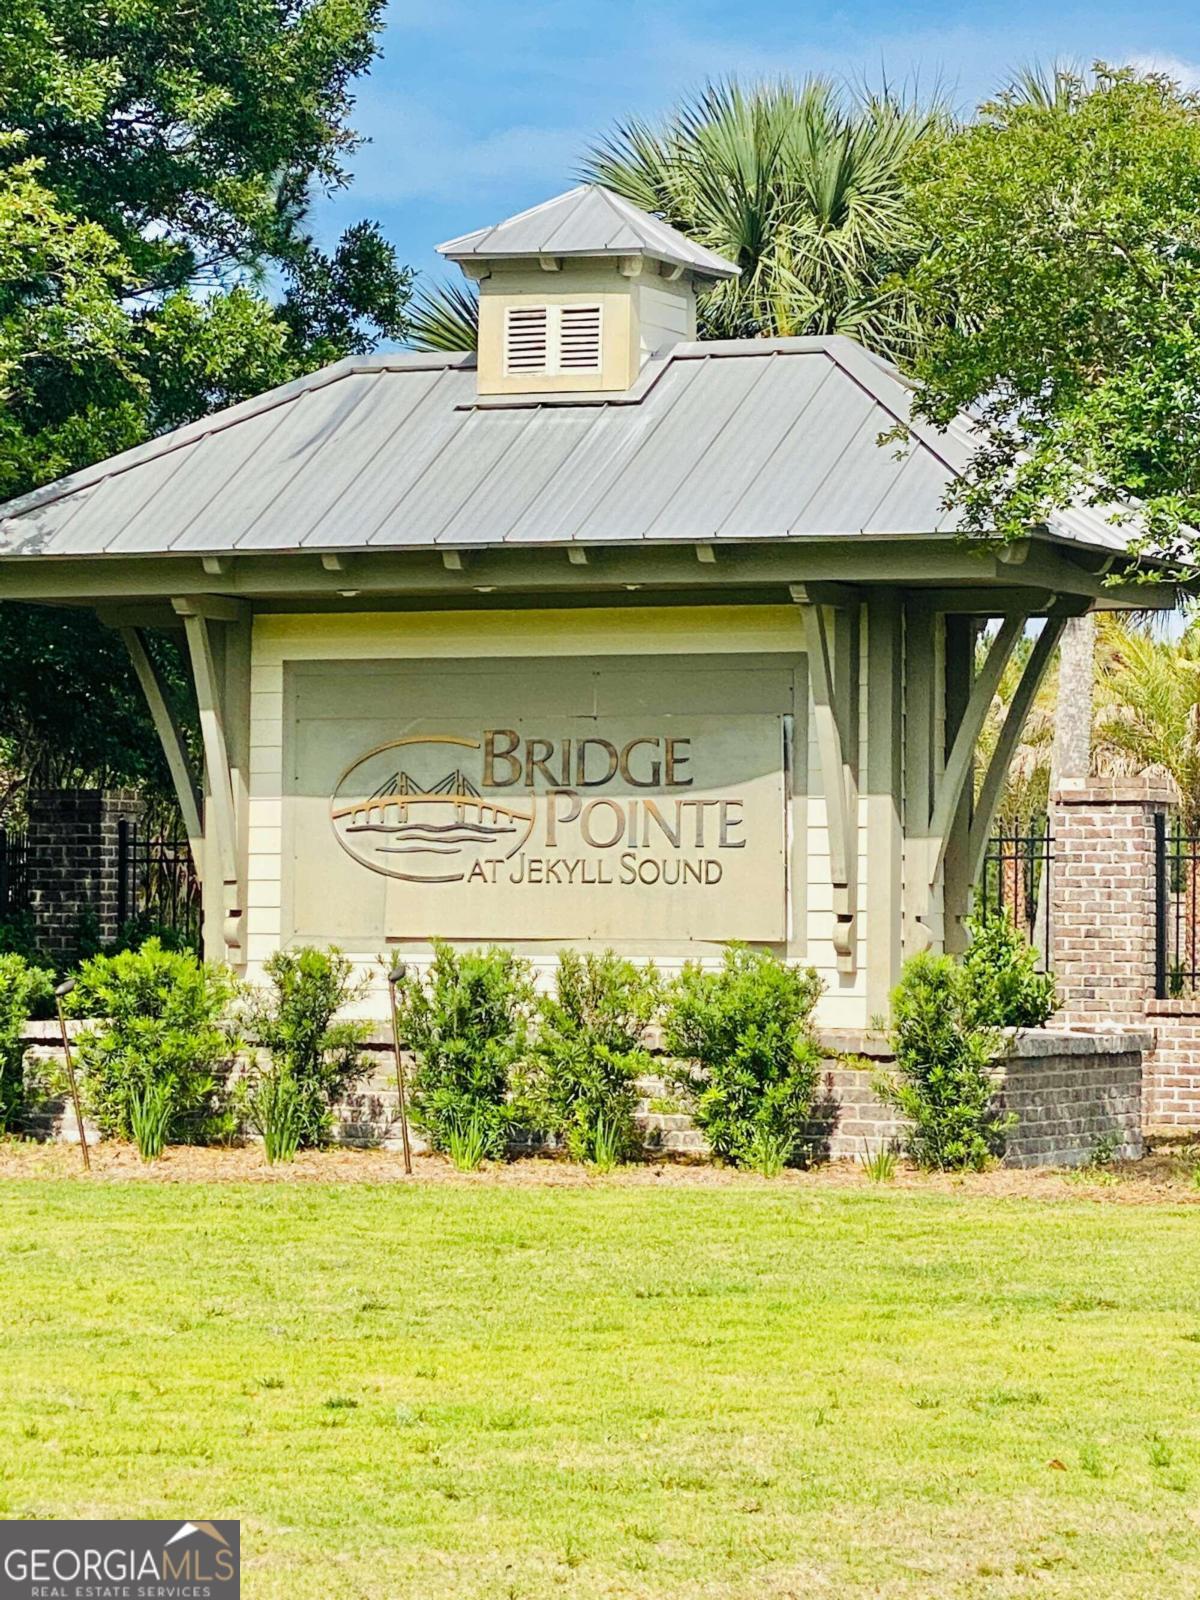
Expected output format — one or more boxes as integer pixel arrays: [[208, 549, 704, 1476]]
[[999, 1031, 1144, 1165], [1044, 779, 1200, 1127], [810, 1031, 1144, 1167], [1142, 1000, 1200, 1125], [17, 1022, 1147, 1167], [1050, 779, 1171, 1027], [25, 789, 144, 962]]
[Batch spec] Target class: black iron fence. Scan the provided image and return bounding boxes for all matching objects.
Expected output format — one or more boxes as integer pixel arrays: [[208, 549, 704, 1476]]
[[1154, 815, 1200, 998], [977, 817, 1053, 967], [116, 820, 202, 951], [0, 828, 29, 919]]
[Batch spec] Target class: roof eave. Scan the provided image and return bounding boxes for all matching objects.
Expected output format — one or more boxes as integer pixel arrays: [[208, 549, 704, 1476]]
[[440, 246, 740, 282]]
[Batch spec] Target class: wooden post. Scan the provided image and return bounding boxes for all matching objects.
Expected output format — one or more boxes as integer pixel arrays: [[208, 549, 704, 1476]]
[[865, 593, 903, 1013]]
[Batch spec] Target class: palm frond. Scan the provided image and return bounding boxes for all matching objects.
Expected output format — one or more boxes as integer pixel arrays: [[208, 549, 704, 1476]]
[[579, 75, 945, 359], [1093, 615, 1200, 823], [406, 278, 479, 353]]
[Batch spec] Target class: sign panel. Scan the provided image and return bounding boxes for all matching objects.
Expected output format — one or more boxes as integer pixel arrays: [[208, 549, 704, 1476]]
[[329, 716, 786, 941]]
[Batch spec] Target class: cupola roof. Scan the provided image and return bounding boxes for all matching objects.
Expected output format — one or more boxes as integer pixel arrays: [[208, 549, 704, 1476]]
[[437, 184, 740, 283]]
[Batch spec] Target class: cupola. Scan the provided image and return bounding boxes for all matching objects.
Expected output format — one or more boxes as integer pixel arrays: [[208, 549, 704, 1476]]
[[437, 184, 739, 397]]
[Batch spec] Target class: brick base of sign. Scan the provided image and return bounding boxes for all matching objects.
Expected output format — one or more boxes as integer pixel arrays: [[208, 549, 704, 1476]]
[[18, 1023, 1148, 1169]]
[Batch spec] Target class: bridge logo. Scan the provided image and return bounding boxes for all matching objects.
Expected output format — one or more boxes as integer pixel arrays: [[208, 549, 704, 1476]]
[[330, 736, 536, 882]]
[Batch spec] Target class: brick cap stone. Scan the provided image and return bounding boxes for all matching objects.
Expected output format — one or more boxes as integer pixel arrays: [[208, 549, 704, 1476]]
[[813, 1026, 1152, 1062], [1052, 776, 1176, 807], [24, 1019, 1154, 1063], [1004, 1027, 1155, 1057]]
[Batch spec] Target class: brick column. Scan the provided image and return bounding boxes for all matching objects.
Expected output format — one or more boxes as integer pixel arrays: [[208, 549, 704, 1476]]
[[25, 789, 144, 963], [1050, 778, 1174, 1026]]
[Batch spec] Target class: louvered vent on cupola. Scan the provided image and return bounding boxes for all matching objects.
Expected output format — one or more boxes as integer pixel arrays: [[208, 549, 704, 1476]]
[[558, 304, 602, 371], [504, 305, 549, 372], [504, 303, 602, 377]]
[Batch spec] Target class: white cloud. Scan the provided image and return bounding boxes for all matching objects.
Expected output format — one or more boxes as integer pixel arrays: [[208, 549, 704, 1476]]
[[1127, 52, 1200, 89]]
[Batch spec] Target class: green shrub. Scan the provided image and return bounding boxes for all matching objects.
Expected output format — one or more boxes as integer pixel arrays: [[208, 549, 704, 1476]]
[[0, 914, 47, 968], [581, 1113, 627, 1173], [69, 938, 238, 1144], [112, 914, 200, 957], [519, 950, 659, 1166], [0, 954, 53, 1131], [878, 951, 1014, 1171], [397, 942, 534, 1159], [246, 1069, 302, 1164], [241, 947, 370, 1148], [662, 946, 824, 1168], [962, 913, 1057, 1027]]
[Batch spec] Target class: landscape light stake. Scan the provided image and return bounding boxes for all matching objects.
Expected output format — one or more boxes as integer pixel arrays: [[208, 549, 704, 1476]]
[[54, 980, 90, 1173], [387, 964, 413, 1175]]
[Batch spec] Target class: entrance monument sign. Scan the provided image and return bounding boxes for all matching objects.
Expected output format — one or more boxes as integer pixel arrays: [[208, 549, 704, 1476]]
[[331, 717, 787, 941]]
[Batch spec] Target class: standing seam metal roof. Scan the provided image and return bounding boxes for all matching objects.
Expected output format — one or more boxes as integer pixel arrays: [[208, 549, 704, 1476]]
[[436, 184, 741, 282], [0, 336, 1143, 559]]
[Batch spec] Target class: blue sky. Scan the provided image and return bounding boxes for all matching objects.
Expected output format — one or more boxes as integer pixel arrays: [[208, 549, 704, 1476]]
[[314, 0, 1200, 290]]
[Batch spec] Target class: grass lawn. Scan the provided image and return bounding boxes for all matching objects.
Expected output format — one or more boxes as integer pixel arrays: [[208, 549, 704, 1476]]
[[2, 1170, 1200, 1597]]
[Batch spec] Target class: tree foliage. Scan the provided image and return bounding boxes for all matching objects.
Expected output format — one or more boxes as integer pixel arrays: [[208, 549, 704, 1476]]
[[0, 608, 194, 818], [1, 0, 411, 495], [905, 65, 1200, 564], [0, 0, 412, 804], [405, 275, 480, 356]]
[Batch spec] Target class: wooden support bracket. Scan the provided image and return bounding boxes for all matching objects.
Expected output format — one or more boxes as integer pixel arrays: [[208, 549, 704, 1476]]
[[967, 608, 1074, 883], [797, 595, 860, 975], [171, 594, 250, 624], [924, 611, 1027, 895], [172, 598, 244, 950], [119, 627, 205, 881]]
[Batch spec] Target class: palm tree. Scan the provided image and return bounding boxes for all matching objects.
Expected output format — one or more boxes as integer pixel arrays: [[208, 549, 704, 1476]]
[[1095, 615, 1200, 983], [1094, 617, 1200, 828], [409, 77, 942, 358], [583, 78, 941, 355]]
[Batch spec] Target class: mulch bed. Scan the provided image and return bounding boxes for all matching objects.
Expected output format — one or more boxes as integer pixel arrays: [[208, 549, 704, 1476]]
[[2, 1133, 1199, 1202]]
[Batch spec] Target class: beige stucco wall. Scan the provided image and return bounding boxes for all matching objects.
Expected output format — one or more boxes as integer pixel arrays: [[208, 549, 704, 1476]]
[[244, 605, 874, 1029]]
